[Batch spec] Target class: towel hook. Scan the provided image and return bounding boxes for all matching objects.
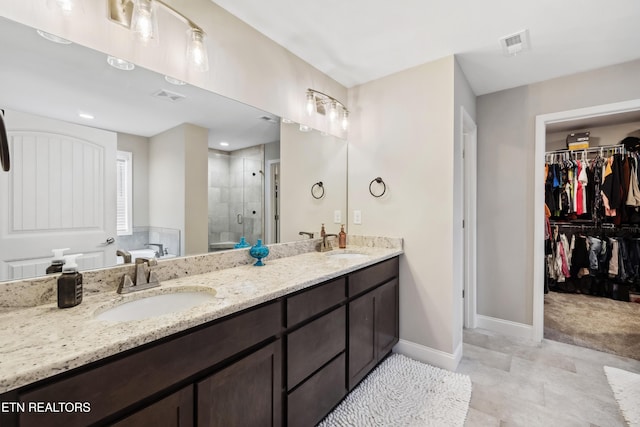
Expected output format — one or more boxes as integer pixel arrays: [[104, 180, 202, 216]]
[[369, 177, 386, 198], [311, 181, 325, 199]]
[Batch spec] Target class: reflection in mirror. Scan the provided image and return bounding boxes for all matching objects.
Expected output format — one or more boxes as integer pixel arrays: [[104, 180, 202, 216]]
[[0, 16, 281, 281], [0, 16, 347, 283]]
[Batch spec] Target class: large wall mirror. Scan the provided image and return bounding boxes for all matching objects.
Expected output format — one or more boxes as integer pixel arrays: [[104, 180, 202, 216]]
[[0, 16, 347, 282]]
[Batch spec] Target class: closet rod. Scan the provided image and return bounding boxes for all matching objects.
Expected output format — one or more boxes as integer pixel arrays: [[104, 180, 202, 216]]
[[545, 143, 625, 157]]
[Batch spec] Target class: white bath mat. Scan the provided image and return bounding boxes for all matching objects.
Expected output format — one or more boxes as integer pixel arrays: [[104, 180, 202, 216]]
[[318, 353, 472, 427], [605, 366, 640, 427]]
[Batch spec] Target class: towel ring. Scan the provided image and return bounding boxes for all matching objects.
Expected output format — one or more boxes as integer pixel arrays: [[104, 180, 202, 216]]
[[369, 177, 386, 198], [311, 181, 325, 199]]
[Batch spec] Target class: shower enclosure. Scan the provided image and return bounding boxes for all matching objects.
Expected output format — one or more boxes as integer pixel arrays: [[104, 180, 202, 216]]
[[208, 146, 264, 251]]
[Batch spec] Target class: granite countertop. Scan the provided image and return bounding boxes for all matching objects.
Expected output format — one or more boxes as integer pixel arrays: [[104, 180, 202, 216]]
[[0, 245, 402, 394]]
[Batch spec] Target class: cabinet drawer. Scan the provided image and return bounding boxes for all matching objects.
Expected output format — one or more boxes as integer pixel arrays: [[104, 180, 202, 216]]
[[287, 306, 345, 390], [18, 301, 282, 427], [348, 257, 398, 297], [287, 277, 345, 327], [287, 353, 346, 427]]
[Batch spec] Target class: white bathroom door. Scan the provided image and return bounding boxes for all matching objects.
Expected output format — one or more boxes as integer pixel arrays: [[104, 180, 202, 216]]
[[0, 109, 117, 281]]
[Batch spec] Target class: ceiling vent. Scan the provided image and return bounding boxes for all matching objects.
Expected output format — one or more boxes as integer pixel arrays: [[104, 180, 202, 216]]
[[500, 29, 531, 56], [259, 115, 278, 124], [152, 89, 186, 102]]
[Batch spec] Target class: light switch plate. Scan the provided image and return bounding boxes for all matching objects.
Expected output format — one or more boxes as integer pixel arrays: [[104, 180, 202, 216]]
[[353, 210, 362, 224], [334, 210, 341, 223]]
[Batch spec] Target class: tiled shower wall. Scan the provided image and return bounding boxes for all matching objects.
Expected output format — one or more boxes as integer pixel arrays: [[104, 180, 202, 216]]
[[208, 146, 264, 250]]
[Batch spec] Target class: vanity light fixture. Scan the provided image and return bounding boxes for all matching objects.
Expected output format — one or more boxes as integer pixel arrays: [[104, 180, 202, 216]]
[[36, 30, 72, 45], [107, 55, 135, 71], [305, 89, 349, 131], [108, 0, 209, 72]]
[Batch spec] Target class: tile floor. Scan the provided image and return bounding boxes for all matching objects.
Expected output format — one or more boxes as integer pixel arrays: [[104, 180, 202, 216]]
[[457, 328, 640, 427]]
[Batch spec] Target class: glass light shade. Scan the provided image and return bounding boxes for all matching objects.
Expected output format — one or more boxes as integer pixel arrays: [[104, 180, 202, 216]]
[[328, 101, 338, 122], [131, 0, 157, 44], [56, 0, 74, 15], [186, 28, 209, 72], [306, 92, 315, 116], [341, 110, 349, 131]]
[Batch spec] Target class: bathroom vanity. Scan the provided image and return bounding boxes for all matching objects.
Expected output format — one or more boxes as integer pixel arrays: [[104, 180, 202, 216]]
[[0, 244, 400, 426]]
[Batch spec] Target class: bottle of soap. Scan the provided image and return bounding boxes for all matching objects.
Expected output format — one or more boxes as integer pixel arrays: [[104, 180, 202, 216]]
[[338, 224, 347, 249], [57, 254, 83, 309], [320, 223, 326, 238], [46, 248, 70, 274]]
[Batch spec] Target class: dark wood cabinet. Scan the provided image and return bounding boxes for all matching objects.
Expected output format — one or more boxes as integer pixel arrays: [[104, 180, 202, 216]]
[[111, 386, 193, 427], [197, 341, 281, 427], [348, 277, 399, 390], [1, 256, 400, 427]]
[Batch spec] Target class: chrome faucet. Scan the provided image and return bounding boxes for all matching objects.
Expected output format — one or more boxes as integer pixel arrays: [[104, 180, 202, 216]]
[[299, 231, 315, 239], [117, 257, 160, 294], [147, 243, 164, 258], [318, 234, 338, 252]]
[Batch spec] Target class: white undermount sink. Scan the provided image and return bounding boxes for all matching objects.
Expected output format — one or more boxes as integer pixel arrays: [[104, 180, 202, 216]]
[[94, 289, 217, 322], [325, 251, 368, 260]]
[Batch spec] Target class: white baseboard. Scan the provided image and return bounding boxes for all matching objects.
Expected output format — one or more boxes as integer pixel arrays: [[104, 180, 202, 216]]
[[393, 339, 463, 371], [476, 314, 534, 340]]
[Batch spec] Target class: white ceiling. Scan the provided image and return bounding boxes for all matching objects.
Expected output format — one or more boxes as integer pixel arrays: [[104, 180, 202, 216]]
[[212, 0, 640, 95], [0, 17, 280, 151]]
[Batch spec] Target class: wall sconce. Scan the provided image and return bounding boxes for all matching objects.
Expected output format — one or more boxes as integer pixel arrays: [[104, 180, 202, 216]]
[[107, 0, 209, 72], [306, 89, 350, 131]]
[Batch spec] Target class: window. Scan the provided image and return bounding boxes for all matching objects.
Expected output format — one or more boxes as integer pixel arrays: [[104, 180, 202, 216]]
[[116, 151, 133, 236]]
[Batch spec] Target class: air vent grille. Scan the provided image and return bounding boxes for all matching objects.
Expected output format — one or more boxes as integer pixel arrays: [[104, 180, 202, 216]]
[[152, 89, 186, 102], [259, 115, 278, 124], [500, 29, 531, 56]]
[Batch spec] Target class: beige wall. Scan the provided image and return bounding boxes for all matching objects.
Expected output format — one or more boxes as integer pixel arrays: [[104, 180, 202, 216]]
[[348, 56, 458, 358], [280, 123, 348, 242], [117, 133, 150, 227], [476, 59, 640, 325], [149, 123, 208, 256], [0, 0, 347, 137], [184, 124, 209, 255]]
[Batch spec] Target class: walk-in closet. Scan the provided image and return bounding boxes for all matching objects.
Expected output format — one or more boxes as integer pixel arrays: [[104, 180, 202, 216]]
[[544, 113, 640, 360]]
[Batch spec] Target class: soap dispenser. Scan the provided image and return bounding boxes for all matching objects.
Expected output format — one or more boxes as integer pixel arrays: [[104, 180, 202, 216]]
[[46, 248, 70, 274], [338, 224, 347, 249], [57, 254, 83, 309]]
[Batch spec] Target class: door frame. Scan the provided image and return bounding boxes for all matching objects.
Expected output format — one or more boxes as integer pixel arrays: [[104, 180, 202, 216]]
[[532, 98, 640, 342], [264, 159, 280, 244], [462, 107, 478, 329]]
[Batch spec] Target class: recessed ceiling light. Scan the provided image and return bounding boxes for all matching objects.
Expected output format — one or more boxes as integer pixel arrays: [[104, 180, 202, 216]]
[[36, 29, 72, 44], [282, 118, 294, 124], [164, 75, 187, 86], [107, 56, 135, 71], [219, 141, 229, 147], [78, 112, 94, 120]]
